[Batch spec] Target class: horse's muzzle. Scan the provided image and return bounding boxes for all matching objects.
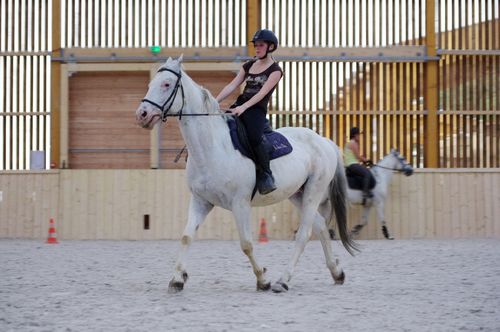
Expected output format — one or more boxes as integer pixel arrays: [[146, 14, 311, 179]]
[[403, 165, 414, 176], [135, 107, 160, 130]]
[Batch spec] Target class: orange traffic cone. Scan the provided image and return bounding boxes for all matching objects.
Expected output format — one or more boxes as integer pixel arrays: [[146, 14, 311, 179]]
[[46, 218, 59, 244], [258, 218, 268, 243]]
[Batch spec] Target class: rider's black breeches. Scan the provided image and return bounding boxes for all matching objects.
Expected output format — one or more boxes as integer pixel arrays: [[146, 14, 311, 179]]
[[235, 106, 267, 146], [347, 164, 372, 193]]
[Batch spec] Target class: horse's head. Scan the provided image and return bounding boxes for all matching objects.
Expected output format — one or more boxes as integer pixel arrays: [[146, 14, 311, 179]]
[[136, 55, 184, 129], [389, 148, 414, 176]]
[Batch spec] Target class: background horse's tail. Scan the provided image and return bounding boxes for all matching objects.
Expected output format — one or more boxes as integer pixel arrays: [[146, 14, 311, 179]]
[[330, 145, 359, 255]]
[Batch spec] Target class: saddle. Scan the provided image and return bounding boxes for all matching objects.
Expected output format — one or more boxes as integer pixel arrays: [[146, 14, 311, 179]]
[[227, 117, 293, 162], [345, 167, 377, 191]]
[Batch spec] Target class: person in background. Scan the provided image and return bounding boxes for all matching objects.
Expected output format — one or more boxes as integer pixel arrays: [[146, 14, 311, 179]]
[[344, 127, 374, 203], [215, 29, 283, 195]]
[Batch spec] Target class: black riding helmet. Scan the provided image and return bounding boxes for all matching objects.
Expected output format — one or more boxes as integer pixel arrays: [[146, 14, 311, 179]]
[[350, 127, 362, 139], [251, 29, 278, 58]]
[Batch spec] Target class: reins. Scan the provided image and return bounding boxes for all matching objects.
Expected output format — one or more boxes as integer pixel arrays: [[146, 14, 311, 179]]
[[372, 164, 406, 172], [162, 111, 231, 120], [371, 155, 413, 176]]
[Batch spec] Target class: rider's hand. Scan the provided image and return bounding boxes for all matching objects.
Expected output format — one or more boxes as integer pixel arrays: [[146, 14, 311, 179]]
[[230, 106, 246, 116]]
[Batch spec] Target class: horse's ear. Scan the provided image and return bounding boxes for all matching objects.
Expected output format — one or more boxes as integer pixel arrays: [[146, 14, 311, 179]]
[[165, 57, 173, 65], [177, 54, 184, 63]]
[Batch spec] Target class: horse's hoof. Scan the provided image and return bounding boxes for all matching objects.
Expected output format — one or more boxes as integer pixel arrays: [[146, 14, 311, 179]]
[[168, 278, 185, 293], [257, 281, 271, 291], [334, 271, 345, 285], [182, 271, 189, 282], [382, 226, 394, 240], [271, 281, 289, 293], [350, 224, 364, 238]]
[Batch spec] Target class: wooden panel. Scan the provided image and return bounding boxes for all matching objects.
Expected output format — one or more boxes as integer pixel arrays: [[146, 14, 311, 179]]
[[68, 71, 150, 169], [1, 170, 500, 241], [0, 171, 59, 239]]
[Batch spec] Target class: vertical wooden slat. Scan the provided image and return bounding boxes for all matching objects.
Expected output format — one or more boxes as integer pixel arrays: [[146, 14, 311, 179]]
[[59, 64, 68, 168], [424, 0, 438, 167], [246, 0, 260, 52], [439, 56, 450, 167], [390, 62, 396, 150], [496, 56, 499, 167], [51, 0, 61, 168]]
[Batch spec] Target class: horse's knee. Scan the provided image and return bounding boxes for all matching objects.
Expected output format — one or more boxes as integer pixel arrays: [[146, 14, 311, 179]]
[[181, 235, 192, 245], [295, 227, 312, 242], [241, 241, 253, 256]]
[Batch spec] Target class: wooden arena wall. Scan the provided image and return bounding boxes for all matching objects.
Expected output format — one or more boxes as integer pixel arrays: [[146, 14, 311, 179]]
[[1, 0, 499, 170], [1, 170, 499, 241]]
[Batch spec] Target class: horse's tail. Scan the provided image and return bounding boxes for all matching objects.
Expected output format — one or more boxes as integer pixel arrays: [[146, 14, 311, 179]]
[[329, 145, 359, 256]]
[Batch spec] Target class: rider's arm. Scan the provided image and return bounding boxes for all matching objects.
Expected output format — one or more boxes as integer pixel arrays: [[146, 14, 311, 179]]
[[236, 70, 282, 112], [216, 67, 246, 103]]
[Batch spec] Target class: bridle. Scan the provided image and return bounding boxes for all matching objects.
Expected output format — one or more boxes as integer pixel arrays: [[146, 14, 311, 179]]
[[141, 67, 185, 122], [371, 152, 413, 176], [141, 67, 228, 122]]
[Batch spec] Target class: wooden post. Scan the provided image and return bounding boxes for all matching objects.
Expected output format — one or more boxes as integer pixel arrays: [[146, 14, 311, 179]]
[[246, 0, 261, 55], [60, 64, 69, 168], [50, 0, 62, 168], [150, 67, 160, 169], [424, 0, 439, 167]]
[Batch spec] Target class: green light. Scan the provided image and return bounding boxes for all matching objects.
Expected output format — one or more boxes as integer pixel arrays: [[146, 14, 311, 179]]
[[150, 46, 161, 54]]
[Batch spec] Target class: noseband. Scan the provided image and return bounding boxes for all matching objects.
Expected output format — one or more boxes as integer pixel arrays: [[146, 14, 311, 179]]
[[141, 67, 185, 122]]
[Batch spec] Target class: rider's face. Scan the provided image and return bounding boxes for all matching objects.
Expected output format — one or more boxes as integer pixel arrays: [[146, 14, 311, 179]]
[[254, 41, 269, 57]]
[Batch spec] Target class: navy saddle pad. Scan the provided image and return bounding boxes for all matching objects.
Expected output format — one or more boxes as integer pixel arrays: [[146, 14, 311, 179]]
[[227, 117, 293, 161]]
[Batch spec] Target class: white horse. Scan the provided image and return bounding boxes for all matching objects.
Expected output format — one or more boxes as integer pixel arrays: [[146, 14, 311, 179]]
[[346, 149, 414, 240], [135, 56, 357, 293]]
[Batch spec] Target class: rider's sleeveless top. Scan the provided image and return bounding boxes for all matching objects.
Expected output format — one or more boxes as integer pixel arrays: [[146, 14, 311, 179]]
[[235, 59, 283, 110], [344, 145, 359, 167]]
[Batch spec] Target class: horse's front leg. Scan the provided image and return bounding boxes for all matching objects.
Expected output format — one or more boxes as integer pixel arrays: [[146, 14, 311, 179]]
[[376, 202, 394, 240], [168, 194, 213, 293], [232, 200, 271, 291]]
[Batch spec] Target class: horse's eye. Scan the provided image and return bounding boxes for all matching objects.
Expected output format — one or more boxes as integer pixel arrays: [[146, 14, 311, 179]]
[[164, 83, 170, 88]]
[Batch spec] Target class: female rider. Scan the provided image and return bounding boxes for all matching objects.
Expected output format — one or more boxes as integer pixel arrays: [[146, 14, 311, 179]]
[[216, 29, 283, 195], [344, 127, 374, 203]]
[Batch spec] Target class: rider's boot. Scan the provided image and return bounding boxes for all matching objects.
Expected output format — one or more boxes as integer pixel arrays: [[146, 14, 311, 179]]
[[362, 174, 373, 205], [253, 141, 277, 195]]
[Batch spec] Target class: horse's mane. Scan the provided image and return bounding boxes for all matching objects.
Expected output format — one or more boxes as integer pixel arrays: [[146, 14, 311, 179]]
[[198, 81, 231, 119], [200, 87, 225, 115]]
